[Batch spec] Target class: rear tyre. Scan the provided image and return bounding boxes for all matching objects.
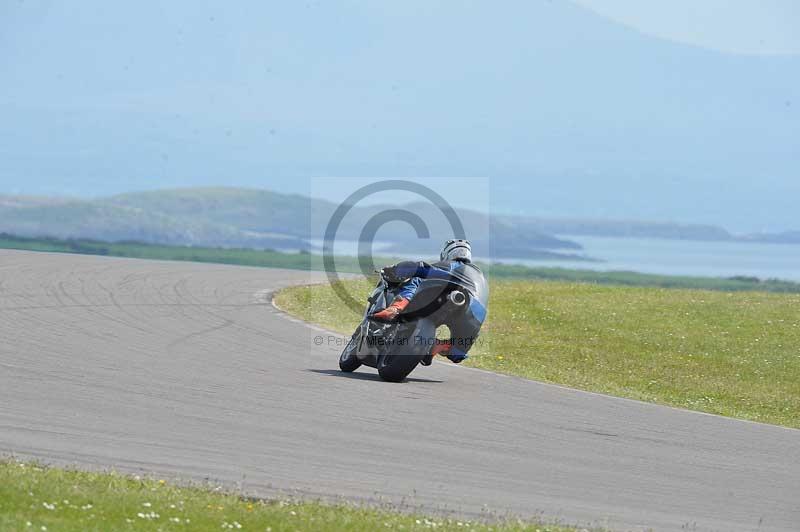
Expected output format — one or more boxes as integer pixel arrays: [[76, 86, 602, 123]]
[[339, 328, 362, 372], [377, 351, 422, 382]]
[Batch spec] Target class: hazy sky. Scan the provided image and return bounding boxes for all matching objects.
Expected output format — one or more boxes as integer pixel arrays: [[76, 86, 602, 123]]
[[0, 1, 797, 232], [574, 0, 800, 55]]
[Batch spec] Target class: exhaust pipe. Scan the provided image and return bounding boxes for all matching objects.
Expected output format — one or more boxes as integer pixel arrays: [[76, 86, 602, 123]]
[[448, 290, 467, 306]]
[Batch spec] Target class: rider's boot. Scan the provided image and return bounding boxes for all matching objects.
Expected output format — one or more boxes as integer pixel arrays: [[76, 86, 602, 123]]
[[421, 341, 451, 366]]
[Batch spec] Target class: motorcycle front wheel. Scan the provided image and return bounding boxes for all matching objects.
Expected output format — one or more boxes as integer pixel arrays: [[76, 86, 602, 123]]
[[339, 327, 362, 372]]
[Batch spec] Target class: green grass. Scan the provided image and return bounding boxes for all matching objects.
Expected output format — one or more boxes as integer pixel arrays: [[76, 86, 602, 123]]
[[0, 461, 584, 532], [1, 233, 799, 293], [275, 278, 800, 428]]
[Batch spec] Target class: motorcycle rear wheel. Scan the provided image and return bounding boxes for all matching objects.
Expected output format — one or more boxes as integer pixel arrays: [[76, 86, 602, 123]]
[[377, 351, 422, 382]]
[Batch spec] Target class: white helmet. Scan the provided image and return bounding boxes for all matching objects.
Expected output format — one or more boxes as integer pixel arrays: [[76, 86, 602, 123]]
[[440, 239, 472, 262]]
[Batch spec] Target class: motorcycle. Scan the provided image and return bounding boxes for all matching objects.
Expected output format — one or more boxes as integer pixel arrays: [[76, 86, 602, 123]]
[[338, 262, 488, 382]]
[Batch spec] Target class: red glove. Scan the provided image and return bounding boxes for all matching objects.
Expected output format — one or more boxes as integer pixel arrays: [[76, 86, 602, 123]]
[[370, 297, 409, 322]]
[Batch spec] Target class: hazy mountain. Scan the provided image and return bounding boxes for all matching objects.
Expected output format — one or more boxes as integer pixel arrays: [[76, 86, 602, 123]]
[[0, 187, 791, 260], [0, 188, 584, 259], [109, 188, 317, 239], [108, 188, 581, 258], [504, 216, 734, 241], [1, 1, 797, 232], [0, 194, 310, 250], [740, 231, 800, 245]]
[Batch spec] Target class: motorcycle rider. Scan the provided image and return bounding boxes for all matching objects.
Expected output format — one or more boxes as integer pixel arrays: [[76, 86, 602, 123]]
[[369, 239, 485, 364]]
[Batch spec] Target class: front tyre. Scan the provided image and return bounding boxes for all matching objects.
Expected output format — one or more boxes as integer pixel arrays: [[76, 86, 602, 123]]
[[339, 328, 362, 372]]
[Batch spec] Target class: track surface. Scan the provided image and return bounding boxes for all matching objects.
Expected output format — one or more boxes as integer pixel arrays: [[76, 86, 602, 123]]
[[0, 250, 798, 532]]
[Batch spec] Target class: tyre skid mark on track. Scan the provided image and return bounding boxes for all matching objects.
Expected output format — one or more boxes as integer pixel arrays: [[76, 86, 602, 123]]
[[166, 319, 235, 351]]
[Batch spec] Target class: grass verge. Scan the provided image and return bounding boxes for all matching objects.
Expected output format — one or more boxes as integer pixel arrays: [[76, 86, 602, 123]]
[[0, 461, 584, 532], [275, 278, 800, 428]]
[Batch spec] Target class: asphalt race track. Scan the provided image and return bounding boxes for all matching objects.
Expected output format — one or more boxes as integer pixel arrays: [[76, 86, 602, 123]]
[[1, 250, 798, 531]]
